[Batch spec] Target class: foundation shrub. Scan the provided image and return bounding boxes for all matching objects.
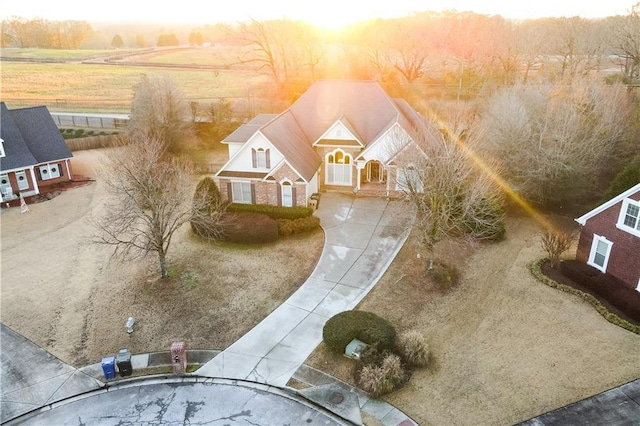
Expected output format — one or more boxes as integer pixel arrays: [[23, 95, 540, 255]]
[[277, 216, 320, 236], [223, 212, 279, 244], [193, 177, 223, 215], [227, 203, 313, 220], [322, 310, 397, 354]]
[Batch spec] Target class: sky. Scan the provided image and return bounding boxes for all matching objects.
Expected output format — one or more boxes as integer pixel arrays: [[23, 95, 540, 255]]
[[1, 0, 636, 28]]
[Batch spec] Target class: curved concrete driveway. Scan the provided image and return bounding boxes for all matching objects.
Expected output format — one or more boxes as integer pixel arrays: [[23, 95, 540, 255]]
[[196, 193, 413, 386]]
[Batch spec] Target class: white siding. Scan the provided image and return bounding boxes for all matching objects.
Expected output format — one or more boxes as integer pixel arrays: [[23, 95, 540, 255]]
[[360, 124, 412, 164], [227, 143, 243, 158], [224, 133, 284, 172], [318, 120, 359, 141]]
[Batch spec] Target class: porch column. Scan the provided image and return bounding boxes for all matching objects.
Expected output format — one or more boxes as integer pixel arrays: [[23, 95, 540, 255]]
[[64, 159, 73, 180], [28, 167, 40, 195], [355, 160, 366, 190]]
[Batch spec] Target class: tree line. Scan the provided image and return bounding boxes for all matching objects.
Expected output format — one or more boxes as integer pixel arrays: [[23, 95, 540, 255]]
[[2, 6, 639, 85]]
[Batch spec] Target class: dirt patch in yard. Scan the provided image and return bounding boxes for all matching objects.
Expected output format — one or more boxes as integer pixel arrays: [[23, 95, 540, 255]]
[[305, 210, 640, 425], [0, 148, 323, 366]]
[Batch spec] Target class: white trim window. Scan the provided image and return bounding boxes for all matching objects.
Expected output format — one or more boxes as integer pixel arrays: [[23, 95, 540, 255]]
[[251, 147, 270, 169], [281, 181, 293, 207], [231, 181, 252, 204], [325, 149, 352, 186], [587, 234, 613, 273], [15, 170, 29, 191], [39, 163, 61, 180], [617, 198, 640, 237], [396, 164, 423, 193], [0, 138, 5, 158], [0, 174, 12, 198]]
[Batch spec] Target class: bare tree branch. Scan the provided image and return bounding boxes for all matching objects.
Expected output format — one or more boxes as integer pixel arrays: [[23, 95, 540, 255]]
[[90, 133, 210, 278]]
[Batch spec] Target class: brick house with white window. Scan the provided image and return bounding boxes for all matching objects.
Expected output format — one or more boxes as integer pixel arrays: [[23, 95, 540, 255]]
[[215, 80, 435, 207], [575, 183, 640, 292], [0, 102, 73, 203]]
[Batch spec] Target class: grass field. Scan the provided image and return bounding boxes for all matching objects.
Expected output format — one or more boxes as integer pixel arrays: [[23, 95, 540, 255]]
[[1, 47, 268, 112], [1, 47, 143, 60]]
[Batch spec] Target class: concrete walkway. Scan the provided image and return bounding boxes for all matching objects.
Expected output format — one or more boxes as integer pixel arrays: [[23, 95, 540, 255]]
[[0, 324, 103, 423], [196, 193, 413, 387], [3, 192, 640, 425]]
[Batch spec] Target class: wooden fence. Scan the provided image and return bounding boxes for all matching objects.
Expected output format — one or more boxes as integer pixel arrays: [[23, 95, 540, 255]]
[[65, 135, 121, 151]]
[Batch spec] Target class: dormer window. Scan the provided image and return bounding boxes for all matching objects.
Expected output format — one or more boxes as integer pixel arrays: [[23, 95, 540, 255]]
[[252, 148, 270, 169], [617, 198, 640, 237]]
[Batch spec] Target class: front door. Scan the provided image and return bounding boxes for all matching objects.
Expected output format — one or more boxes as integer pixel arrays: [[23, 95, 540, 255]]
[[365, 161, 385, 183]]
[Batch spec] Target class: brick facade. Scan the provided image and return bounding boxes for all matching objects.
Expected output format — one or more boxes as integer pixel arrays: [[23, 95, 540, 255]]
[[576, 191, 640, 290], [2, 160, 71, 199], [219, 163, 307, 207]]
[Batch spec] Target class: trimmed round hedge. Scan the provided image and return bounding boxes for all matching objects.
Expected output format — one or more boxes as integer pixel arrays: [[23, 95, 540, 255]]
[[323, 310, 397, 354]]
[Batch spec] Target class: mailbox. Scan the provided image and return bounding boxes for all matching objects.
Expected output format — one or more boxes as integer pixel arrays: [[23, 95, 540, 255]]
[[171, 341, 187, 375]]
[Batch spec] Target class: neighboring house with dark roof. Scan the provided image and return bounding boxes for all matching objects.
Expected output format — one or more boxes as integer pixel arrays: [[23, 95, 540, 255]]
[[0, 102, 73, 202], [575, 183, 640, 292], [215, 80, 435, 207]]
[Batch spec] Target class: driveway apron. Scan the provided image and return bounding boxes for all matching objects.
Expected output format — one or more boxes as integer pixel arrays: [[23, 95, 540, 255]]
[[196, 193, 413, 386]]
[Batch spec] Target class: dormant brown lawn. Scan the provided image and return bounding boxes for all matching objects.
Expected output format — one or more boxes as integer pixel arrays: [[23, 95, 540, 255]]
[[1, 148, 638, 426]]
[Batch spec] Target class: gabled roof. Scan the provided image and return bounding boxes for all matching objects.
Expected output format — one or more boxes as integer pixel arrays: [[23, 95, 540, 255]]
[[221, 114, 278, 144], [1, 102, 38, 171], [288, 80, 403, 146], [575, 183, 640, 226], [1, 102, 72, 173], [260, 110, 321, 182], [217, 80, 429, 182]]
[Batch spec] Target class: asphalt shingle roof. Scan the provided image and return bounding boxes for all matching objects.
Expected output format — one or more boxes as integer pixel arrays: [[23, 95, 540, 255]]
[[1, 102, 72, 172], [218, 80, 427, 182]]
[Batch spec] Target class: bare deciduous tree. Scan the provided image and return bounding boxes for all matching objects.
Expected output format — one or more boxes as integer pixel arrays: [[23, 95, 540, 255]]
[[129, 74, 194, 153], [540, 228, 576, 268], [92, 134, 215, 279], [394, 119, 505, 270], [606, 3, 640, 82], [476, 79, 633, 204]]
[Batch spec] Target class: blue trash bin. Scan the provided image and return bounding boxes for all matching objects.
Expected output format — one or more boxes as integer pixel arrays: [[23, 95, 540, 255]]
[[101, 356, 116, 380]]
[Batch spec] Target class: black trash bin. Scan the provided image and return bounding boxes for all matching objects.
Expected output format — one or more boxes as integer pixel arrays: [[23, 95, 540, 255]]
[[116, 348, 132, 377]]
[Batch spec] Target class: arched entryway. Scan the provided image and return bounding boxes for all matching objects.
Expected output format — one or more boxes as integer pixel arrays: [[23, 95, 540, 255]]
[[325, 149, 352, 186], [363, 160, 385, 183]]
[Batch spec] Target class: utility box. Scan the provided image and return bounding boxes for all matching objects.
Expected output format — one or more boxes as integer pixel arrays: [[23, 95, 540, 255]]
[[101, 356, 116, 380], [116, 348, 133, 377], [171, 341, 187, 375], [344, 339, 368, 360]]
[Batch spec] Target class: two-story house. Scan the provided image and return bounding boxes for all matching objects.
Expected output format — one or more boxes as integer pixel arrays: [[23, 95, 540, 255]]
[[0, 102, 73, 203], [214, 80, 434, 207], [575, 183, 640, 292]]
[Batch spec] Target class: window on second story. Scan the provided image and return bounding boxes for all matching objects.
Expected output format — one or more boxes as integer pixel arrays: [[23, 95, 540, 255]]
[[617, 198, 640, 237], [252, 148, 270, 169]]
